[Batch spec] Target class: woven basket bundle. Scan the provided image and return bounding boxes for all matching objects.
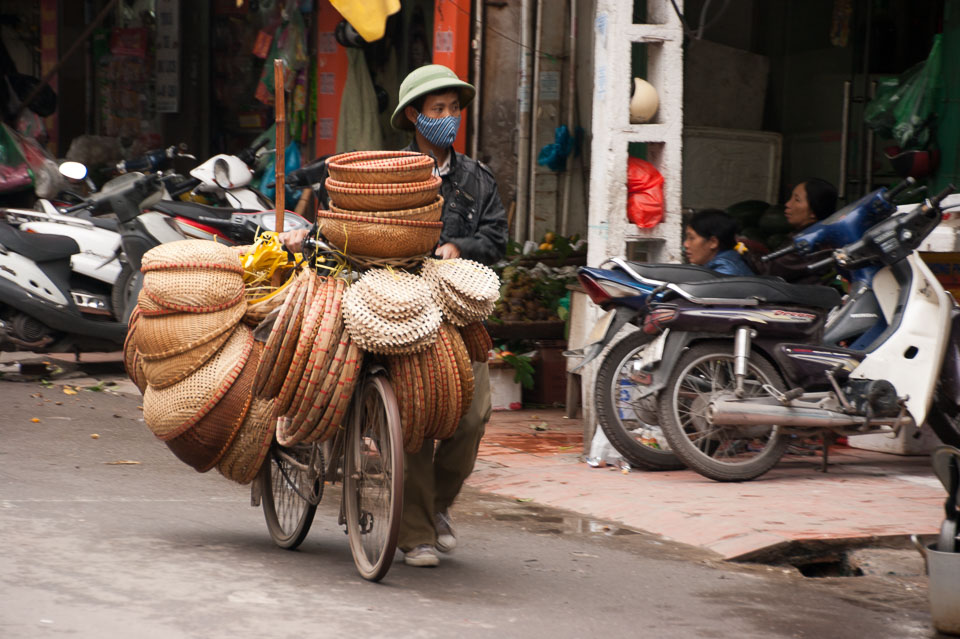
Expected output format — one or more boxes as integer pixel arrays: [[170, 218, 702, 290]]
[[330, 196, 443, 222], [387, 323, 472, 451], [143, 325, 254, 441], [326, 175, 441, 211], [317, 210, 442, 259], [136, 303, 245, 360], [422, 258, 500, 326], [342, 269, 441, 355], [165, 341, 261, 472], [254, 270, 311, 398], [243, 275, 294, 326], [459, 322, 493, 363], [140, 325, 235, 389], [217, 396, 277, 484], [327, 151, 435, 185]]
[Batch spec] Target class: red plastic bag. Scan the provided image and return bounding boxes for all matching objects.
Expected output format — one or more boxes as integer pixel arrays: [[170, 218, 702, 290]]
[[627, 157, 664, 228]]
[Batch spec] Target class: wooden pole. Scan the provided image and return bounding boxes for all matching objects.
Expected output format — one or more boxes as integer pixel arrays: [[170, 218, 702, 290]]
[[273, 59, 286, 233]]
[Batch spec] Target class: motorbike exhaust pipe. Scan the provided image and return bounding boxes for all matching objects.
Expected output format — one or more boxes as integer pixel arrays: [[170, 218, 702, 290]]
[[708, 399, 906, 429]]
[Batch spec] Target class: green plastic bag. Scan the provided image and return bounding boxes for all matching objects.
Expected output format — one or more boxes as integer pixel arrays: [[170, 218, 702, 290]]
[[864, 34, 942, 150]]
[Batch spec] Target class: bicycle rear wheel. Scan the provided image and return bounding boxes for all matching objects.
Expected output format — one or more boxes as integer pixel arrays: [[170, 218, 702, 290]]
[[344, 375, 403, 581], [259, 442, 323, 549]]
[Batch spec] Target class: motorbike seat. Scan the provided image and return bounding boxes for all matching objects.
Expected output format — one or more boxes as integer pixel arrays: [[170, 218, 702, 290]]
[[0, 220, 79, 262], [152, 200, 259, 222], [668, 277, 841, 310], [618, 261, 725, 283]]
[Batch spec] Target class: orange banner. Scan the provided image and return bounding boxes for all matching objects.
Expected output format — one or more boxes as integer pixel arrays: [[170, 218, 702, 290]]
[[432, 0, 471, 154], [315, 0, 349, 158]]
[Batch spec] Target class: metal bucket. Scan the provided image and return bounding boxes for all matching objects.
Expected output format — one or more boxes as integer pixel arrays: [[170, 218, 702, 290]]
[[924, 542, 960, 635]]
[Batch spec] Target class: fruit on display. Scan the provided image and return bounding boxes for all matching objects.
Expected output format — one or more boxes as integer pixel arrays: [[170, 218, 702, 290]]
[[492, 263, 576, 323]]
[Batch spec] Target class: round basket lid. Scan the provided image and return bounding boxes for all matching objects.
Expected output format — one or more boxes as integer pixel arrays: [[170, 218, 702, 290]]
[[141, 239, 243, 273], [137, 302, 245, 361], [143, 324, 254, 441], [216, 396, 277, 485], [142, 267, 245, 313]]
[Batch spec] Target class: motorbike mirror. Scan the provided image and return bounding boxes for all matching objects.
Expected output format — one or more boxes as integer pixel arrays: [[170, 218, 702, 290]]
[[59, 161, 88, 181], [212, 158, 232, 189]]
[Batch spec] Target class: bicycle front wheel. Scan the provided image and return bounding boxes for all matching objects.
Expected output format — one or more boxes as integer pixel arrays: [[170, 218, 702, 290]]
[[259, 442, 322, 549], [344, 375, 403, 582]]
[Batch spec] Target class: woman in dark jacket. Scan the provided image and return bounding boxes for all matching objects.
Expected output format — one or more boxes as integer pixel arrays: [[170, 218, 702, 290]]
[[759, 178, 838, 284]]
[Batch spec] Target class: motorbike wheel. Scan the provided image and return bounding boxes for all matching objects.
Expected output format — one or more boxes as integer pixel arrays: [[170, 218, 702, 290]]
[[595, 331, 684, 470], [925, 394, 960, 448], [111, 264, 139, 323], [657, 341, 789, 482]]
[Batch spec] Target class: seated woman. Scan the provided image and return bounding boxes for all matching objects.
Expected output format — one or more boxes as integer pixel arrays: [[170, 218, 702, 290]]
[[759, 178, 838, 284], [683, 209, 754, 276]]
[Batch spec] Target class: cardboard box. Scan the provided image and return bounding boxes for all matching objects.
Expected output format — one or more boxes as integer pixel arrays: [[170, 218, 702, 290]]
[[489, 360, 522, 411]]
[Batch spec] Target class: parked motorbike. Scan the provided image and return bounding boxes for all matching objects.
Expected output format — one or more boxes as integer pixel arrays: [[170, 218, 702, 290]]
[[574, 180, 920, 471], [0, 172, 182, 353], [637, 185, 959, 481]]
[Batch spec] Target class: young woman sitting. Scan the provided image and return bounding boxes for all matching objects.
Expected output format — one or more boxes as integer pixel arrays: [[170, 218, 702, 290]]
[[683, 209, 754, 276]]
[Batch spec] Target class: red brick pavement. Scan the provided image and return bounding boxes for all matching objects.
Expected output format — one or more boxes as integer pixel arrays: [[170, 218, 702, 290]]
[[469, 409, 945, 560]]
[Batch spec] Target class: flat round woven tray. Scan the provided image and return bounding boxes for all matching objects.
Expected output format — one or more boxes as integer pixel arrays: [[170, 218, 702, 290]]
[[123, 308, 147, 393], [216, 396, 277, 485], [422, 258, 500, 326], [326, 175, 441, 211], [143, 324, 254, 441], [343, 294, 441, 355], [361, 269, 434, 319], [165, 341, 260, 472], [140, 324, 235, 389], [286, 330, 351, 445], [327, 151, 435, 184], [254, 271, 307, 396], [459, 322, 493, 362], [306, 340, 362, 445], [274, 272, 324, 415], [435, 327, 463, 440], [285, 278, 345, 440], [141, 239, 243, 274], [259, 271, 310, 399], [142, 267, 245, 313], [443, 323, 475, 415], [330, 196, 443, 222], [417, 346, 438, 441], [136, 302, 244, 361], [318, 210, 443, 258]]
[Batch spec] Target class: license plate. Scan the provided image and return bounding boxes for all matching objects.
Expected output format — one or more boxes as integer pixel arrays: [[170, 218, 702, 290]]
[[639, 329, 669, 370], [586, 309, 616, 345]]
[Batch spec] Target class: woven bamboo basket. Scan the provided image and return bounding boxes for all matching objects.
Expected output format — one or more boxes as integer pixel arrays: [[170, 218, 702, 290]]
[[140, 325, 235, 389], [318, 211, 442, 258], [330, 196, 443, 222], [443, 323, 475, 414], [136, 302, 245, 361], [123, 308, 147, 393], [217, 396, 277, 485], [327, 150, 435, 184], [459, 322, 493, 362], [325, 175, 441, 211], [143, 325, 254, 441], [165, 342, 261, 472], [141, 239, 244, 273], [142, 267, 245, 313]]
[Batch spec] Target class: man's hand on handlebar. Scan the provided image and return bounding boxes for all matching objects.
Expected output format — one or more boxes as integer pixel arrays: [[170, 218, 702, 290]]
[[280, 228, 311, 253]]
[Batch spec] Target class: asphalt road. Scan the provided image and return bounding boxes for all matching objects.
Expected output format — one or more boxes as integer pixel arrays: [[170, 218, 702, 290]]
[[0, 374, 938, 638]]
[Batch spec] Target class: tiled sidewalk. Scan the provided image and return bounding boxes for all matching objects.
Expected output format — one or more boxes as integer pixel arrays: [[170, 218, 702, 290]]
[[469, 409, 945, 560]]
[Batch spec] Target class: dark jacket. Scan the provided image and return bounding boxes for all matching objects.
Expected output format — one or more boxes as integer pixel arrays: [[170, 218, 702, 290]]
[[404, 141, 508, 266]]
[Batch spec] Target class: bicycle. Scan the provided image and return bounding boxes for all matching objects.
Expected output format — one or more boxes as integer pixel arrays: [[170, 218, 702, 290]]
[[250, 237, 404, 582]]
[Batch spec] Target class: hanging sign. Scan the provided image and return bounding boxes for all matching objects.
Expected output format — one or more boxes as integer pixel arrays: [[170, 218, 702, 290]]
[[155, 0, 180, 113]]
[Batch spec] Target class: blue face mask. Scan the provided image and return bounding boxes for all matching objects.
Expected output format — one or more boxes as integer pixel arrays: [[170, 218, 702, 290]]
[[415, 112, 460, 149]]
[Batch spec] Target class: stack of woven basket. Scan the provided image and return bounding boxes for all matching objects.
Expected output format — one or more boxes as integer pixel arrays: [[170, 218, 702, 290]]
[[124, 240, 276, 484], [319, 151, 444, 261], [340, 261, 499, 453], [253, 269, 363, 447]]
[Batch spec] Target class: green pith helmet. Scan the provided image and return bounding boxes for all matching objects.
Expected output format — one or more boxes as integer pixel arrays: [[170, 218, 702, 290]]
[[390, 64, 476, 131]]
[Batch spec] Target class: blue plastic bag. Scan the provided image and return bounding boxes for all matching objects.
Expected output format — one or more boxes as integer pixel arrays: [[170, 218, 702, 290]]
[[537, 125, 573, 172]]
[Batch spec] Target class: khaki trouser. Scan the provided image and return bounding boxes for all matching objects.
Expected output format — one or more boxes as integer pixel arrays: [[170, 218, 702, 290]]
[[399, 361, 492, 551]]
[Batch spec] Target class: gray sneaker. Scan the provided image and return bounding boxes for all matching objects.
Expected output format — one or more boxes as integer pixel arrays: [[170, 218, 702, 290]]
[[404, 544, 439, 567], [435, 511, 457, 553]]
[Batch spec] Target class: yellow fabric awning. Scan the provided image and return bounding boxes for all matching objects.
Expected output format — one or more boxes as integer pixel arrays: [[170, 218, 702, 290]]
[[329, 0, 401, 42]]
